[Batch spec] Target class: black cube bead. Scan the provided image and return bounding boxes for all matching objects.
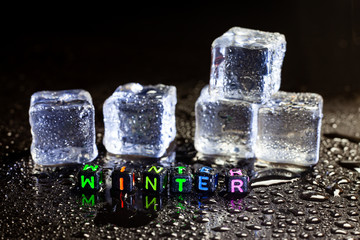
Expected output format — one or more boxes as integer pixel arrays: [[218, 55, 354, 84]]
[[194, 166, 218, 193], [225, 168, 249, 193], [112, 166, 136, 192], [78, 164, 103, 191], [142, 165, 168, 193], [170, 166, 193, 193]]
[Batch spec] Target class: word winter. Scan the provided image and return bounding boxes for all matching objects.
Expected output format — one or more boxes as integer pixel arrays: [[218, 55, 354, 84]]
[[78, 164, 250, 194]]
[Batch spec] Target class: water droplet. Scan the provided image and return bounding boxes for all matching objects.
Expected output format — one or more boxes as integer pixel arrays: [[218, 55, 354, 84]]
[[345, 194, 358, 201], [304, 225, 314, 231], [331, 228, 348, 235], [212, 226, 230, 232], [288, 208, 305, 216], [261, 221, 272, 226], [285, 219, 299, 225], [194, 216, 209, 223], [299, 232, 309, 238], [237, 215, 250, 221], [313, 231, 324, 237], [235, 232, 248, 238], [246, 224, 261, 230], [335, 221, 355, 229], [348, 210, 359, 216], [306, 216, 321, 224], [262, 208, 275, 214], [300, 191, 329, 202], [245, 206, 259, 212], [273, 197, 285, 204]]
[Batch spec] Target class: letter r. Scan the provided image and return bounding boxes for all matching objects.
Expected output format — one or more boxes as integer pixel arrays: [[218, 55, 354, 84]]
[[229, 169, 243, 176], [231, 179, 244, 193]]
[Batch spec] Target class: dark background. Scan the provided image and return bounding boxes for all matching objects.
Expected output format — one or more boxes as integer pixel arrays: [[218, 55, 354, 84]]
[[0, 0, 359, 152], [1, 2, 360, 96]]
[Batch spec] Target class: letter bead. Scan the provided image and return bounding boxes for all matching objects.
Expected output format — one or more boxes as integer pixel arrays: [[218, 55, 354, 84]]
[[194, 166, 218, 193], [111, 166, 136, 192], [170, 166, 193, 193], [225, 168, 250, 193], [78, 164, 103, 191], [142, 165, 168, 194]]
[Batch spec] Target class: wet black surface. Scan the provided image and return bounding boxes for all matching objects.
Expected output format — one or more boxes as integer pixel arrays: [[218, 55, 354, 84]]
[[2, 81, 360, 239], [2, 2, 360, 239]]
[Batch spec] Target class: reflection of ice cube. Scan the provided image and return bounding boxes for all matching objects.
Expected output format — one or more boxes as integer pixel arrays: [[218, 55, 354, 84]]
[[29, 89, 98, 165], [195, 85, 258, 158], [255, 91, 323, 166], [103, 83, 177, 158], [209, 27, 286, 103]]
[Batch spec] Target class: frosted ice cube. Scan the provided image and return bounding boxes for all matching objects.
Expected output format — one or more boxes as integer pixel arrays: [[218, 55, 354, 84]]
[[195, 85, 258, 158], [255, 91, 323, 166], [29, 89, 98, 165], [209, 27, 286, 103], [103, 83, 177, 158]]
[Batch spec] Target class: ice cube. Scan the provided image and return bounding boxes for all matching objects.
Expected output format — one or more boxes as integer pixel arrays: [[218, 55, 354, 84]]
[[29, 89, 98, 165], [209, 27, 286, 103], [255, 91, 323, 166], [195, 85, 258, 158], [103, 83, 177, 158]]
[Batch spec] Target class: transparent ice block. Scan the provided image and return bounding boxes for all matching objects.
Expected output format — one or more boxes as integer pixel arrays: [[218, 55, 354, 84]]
[[209, 27, 286, 103], [195, 85, 258, 158], [103, 83, 177, 158], [29, 89, 98, 165], [255, 91, 323, 166]]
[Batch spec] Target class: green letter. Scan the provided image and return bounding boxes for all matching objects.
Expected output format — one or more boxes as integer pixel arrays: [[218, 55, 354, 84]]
[[81, 175, 95, 189], [177, 166, 186, 174], [175, 178, 187, 192], [83, 164, 99, 171], [145, 176, 157, 191], [81, 194, 95, 207], [145, 196, 157, 210], [148, 166, 163, 173]]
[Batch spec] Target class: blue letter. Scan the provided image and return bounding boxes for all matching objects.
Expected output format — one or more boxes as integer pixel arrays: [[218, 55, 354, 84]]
[[198, 176, 209, 191], [200, 166, 212, 173]]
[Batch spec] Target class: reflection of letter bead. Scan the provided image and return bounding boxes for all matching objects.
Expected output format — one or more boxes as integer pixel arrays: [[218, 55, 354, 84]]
[[142, 166, 168, 194], [194, 166, 218, 193], [79, 193, 98, 207], [142, 193, 164, 211], [225, 168, 249, 193], [111, 166, 136, 192], [169, 166, 193, 193], [78, 164, 103, 191], [111, 190, 135, 210]]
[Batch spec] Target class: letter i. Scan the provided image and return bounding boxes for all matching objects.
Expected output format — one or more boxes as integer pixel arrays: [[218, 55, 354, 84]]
[[120, 178, 124, 190]]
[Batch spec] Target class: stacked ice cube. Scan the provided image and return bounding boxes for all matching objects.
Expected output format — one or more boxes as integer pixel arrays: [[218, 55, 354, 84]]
[[195, 27, 323, 166]]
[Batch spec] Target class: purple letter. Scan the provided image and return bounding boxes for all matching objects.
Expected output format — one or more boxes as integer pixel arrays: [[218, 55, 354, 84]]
[[229, 169, 242, 176], [231, 179, 244, 193]]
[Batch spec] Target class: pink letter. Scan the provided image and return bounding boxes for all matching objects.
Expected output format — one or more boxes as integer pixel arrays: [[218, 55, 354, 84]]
[[229, 169, 243, 176], [231, 179, 244, 192]]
